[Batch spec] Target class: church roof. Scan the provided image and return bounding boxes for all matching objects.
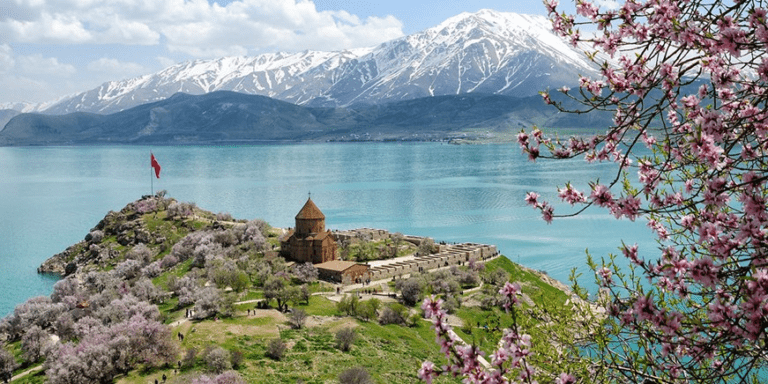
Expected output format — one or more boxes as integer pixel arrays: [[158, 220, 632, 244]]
[[315, 260, 362, 272], [295, 198, 325, 220]]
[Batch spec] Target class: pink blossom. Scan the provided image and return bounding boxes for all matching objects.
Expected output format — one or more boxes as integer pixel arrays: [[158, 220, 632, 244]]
[[541, 204, 554, 224], [499, 282, 522, 311], [690, 257, 720, 288], [558, 183, 586, 205], [524, 191, 540, 207], [597, 267, 613, 286], [555, 373, 576, 384], [590, 184, 614, 207], [633, 294, 657, 321]]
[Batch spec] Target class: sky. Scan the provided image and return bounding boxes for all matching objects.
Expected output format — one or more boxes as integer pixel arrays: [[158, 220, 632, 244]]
[[0, 0, 577, 106]]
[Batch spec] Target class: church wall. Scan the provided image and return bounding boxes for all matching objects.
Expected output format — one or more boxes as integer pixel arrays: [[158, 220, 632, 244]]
[[296, 218, 325, 235]]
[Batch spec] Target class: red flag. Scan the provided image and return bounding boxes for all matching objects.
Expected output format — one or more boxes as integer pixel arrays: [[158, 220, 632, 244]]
[[151, 153, 161, 178]]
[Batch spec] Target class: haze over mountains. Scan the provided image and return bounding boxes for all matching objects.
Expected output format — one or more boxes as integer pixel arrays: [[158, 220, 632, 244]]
[[0, 9, 610, 144]]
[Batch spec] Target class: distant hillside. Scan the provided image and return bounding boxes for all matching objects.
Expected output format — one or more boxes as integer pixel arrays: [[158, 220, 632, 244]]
[[0, 110, 20, 132], [0, 91, 612, 146]]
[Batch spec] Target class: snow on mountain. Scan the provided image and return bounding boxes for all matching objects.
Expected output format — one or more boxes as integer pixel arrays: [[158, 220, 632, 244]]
[[0, 94, 73, 113], [41, 9, 598, 115]]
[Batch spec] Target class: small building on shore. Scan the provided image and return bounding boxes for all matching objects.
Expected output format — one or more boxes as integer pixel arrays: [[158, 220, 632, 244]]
[[315, 260, 370, 284]]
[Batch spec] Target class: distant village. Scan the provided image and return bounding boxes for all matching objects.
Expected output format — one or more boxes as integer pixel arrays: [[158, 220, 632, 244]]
[[279, 197, 499, 285]]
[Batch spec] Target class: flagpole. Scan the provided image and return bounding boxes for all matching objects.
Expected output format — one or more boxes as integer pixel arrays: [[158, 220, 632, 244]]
[[150, 150, 154, 196]]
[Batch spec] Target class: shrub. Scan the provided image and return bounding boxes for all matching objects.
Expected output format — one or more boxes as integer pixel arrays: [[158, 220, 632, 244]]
[[21, 325, 51, 363], [456, 269, 480, 288], [160, 253, 179, 269], [336, 294, 359, 316], [379, 303, 408, 325], [0, 346, 18, 383], [356, 302, 377, 322], [215, 212, 234, 222], [300, 284, 311, 305], [131, 277, 160, 302], [213, 230, 238, 247], [440, 295, 461, 314], [338, 367, 373, 384], [266, 338, 286, 360], [182, 347, 198, 368], [141, 261, 162, 278], [94, 295, 160, 325], [481, 268, 508, 286], [134, 198, 157, 214], [53, 312, 76, 341], [50, 276, 83, 305], [335, 327, 356, 352], [395, 278, 422, 306], [292, 262, 318, 283], [193, 287, 223, 319], [126, 243, 152, 263], [417, 237, 434, 256], [247, 219, 270, 238], [230, 349, 244, 369], [204, 346, 232, 373], [113, 259, 142, 280], [167, 201, 196, 218], [289, 309, 307, 329], [191, 371, 246, 384]]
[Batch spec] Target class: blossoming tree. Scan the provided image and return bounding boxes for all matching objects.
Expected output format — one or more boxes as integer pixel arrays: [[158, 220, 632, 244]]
[[516, 0, 768, 381], [423, 0, 768, 382]]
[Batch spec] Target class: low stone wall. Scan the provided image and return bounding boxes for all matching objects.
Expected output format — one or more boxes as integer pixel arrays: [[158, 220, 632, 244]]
[[335, 228, 391, 243], [368, 243, 499, 281]]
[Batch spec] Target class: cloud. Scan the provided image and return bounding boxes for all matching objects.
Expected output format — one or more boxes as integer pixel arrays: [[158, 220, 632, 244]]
[[594, 0, 620, 10], [87, 58, 148, 79], [156, 56, 179, 69], [0, 46, 79, 103], [0, 0, 405, 54], [0, 45, 15, 74], [16, 54, 76, 76], [160, 0, 405, 57]]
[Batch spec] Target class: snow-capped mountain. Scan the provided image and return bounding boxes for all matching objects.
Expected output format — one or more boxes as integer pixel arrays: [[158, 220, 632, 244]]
[[41, 9, 598, 115]]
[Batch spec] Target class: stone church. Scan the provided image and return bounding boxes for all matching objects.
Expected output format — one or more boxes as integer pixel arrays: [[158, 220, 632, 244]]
[[280, 197, 338, 264]]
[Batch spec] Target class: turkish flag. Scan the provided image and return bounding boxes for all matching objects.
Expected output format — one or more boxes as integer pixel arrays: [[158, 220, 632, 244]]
[[151, 153, 161, 178]]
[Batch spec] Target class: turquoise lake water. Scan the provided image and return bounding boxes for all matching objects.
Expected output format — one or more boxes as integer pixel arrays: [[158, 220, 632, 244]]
[[0, 143, 656, 317]]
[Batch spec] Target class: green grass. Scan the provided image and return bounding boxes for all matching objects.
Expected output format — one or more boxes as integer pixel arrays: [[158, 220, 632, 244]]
[[486, 256, 569, 305], [300, 295, 338, 316], [153, 258, 194, 290]]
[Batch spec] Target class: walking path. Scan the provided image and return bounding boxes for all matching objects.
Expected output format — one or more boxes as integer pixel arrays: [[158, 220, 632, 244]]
[[11, 365, 43, 382]]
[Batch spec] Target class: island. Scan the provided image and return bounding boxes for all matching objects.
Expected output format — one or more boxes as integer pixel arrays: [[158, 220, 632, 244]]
[[3, 193, 586, 383]]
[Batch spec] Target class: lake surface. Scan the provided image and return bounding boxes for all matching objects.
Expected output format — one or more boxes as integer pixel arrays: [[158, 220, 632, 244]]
[[0, 143, 656, 317]]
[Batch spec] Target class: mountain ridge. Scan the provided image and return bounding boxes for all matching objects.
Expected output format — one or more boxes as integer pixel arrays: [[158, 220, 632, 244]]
[[14, 10, 598, 116], [0, 91, 610, 146]]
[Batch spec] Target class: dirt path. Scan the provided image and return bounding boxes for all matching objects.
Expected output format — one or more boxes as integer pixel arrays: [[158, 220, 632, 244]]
[[11, 365, 43, 382]]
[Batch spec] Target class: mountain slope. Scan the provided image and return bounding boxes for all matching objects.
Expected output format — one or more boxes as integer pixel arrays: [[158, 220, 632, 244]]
[[40, 10, 597, 115], [0, 91, 609, 145], [0, 110, 21, 131]]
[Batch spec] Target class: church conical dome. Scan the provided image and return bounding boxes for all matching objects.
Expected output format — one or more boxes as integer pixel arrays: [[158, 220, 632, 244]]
[[295, 198, 325, 220]]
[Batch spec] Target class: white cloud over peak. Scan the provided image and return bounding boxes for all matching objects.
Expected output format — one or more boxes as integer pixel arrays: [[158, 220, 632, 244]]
[[0, 0, 405, 55]]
